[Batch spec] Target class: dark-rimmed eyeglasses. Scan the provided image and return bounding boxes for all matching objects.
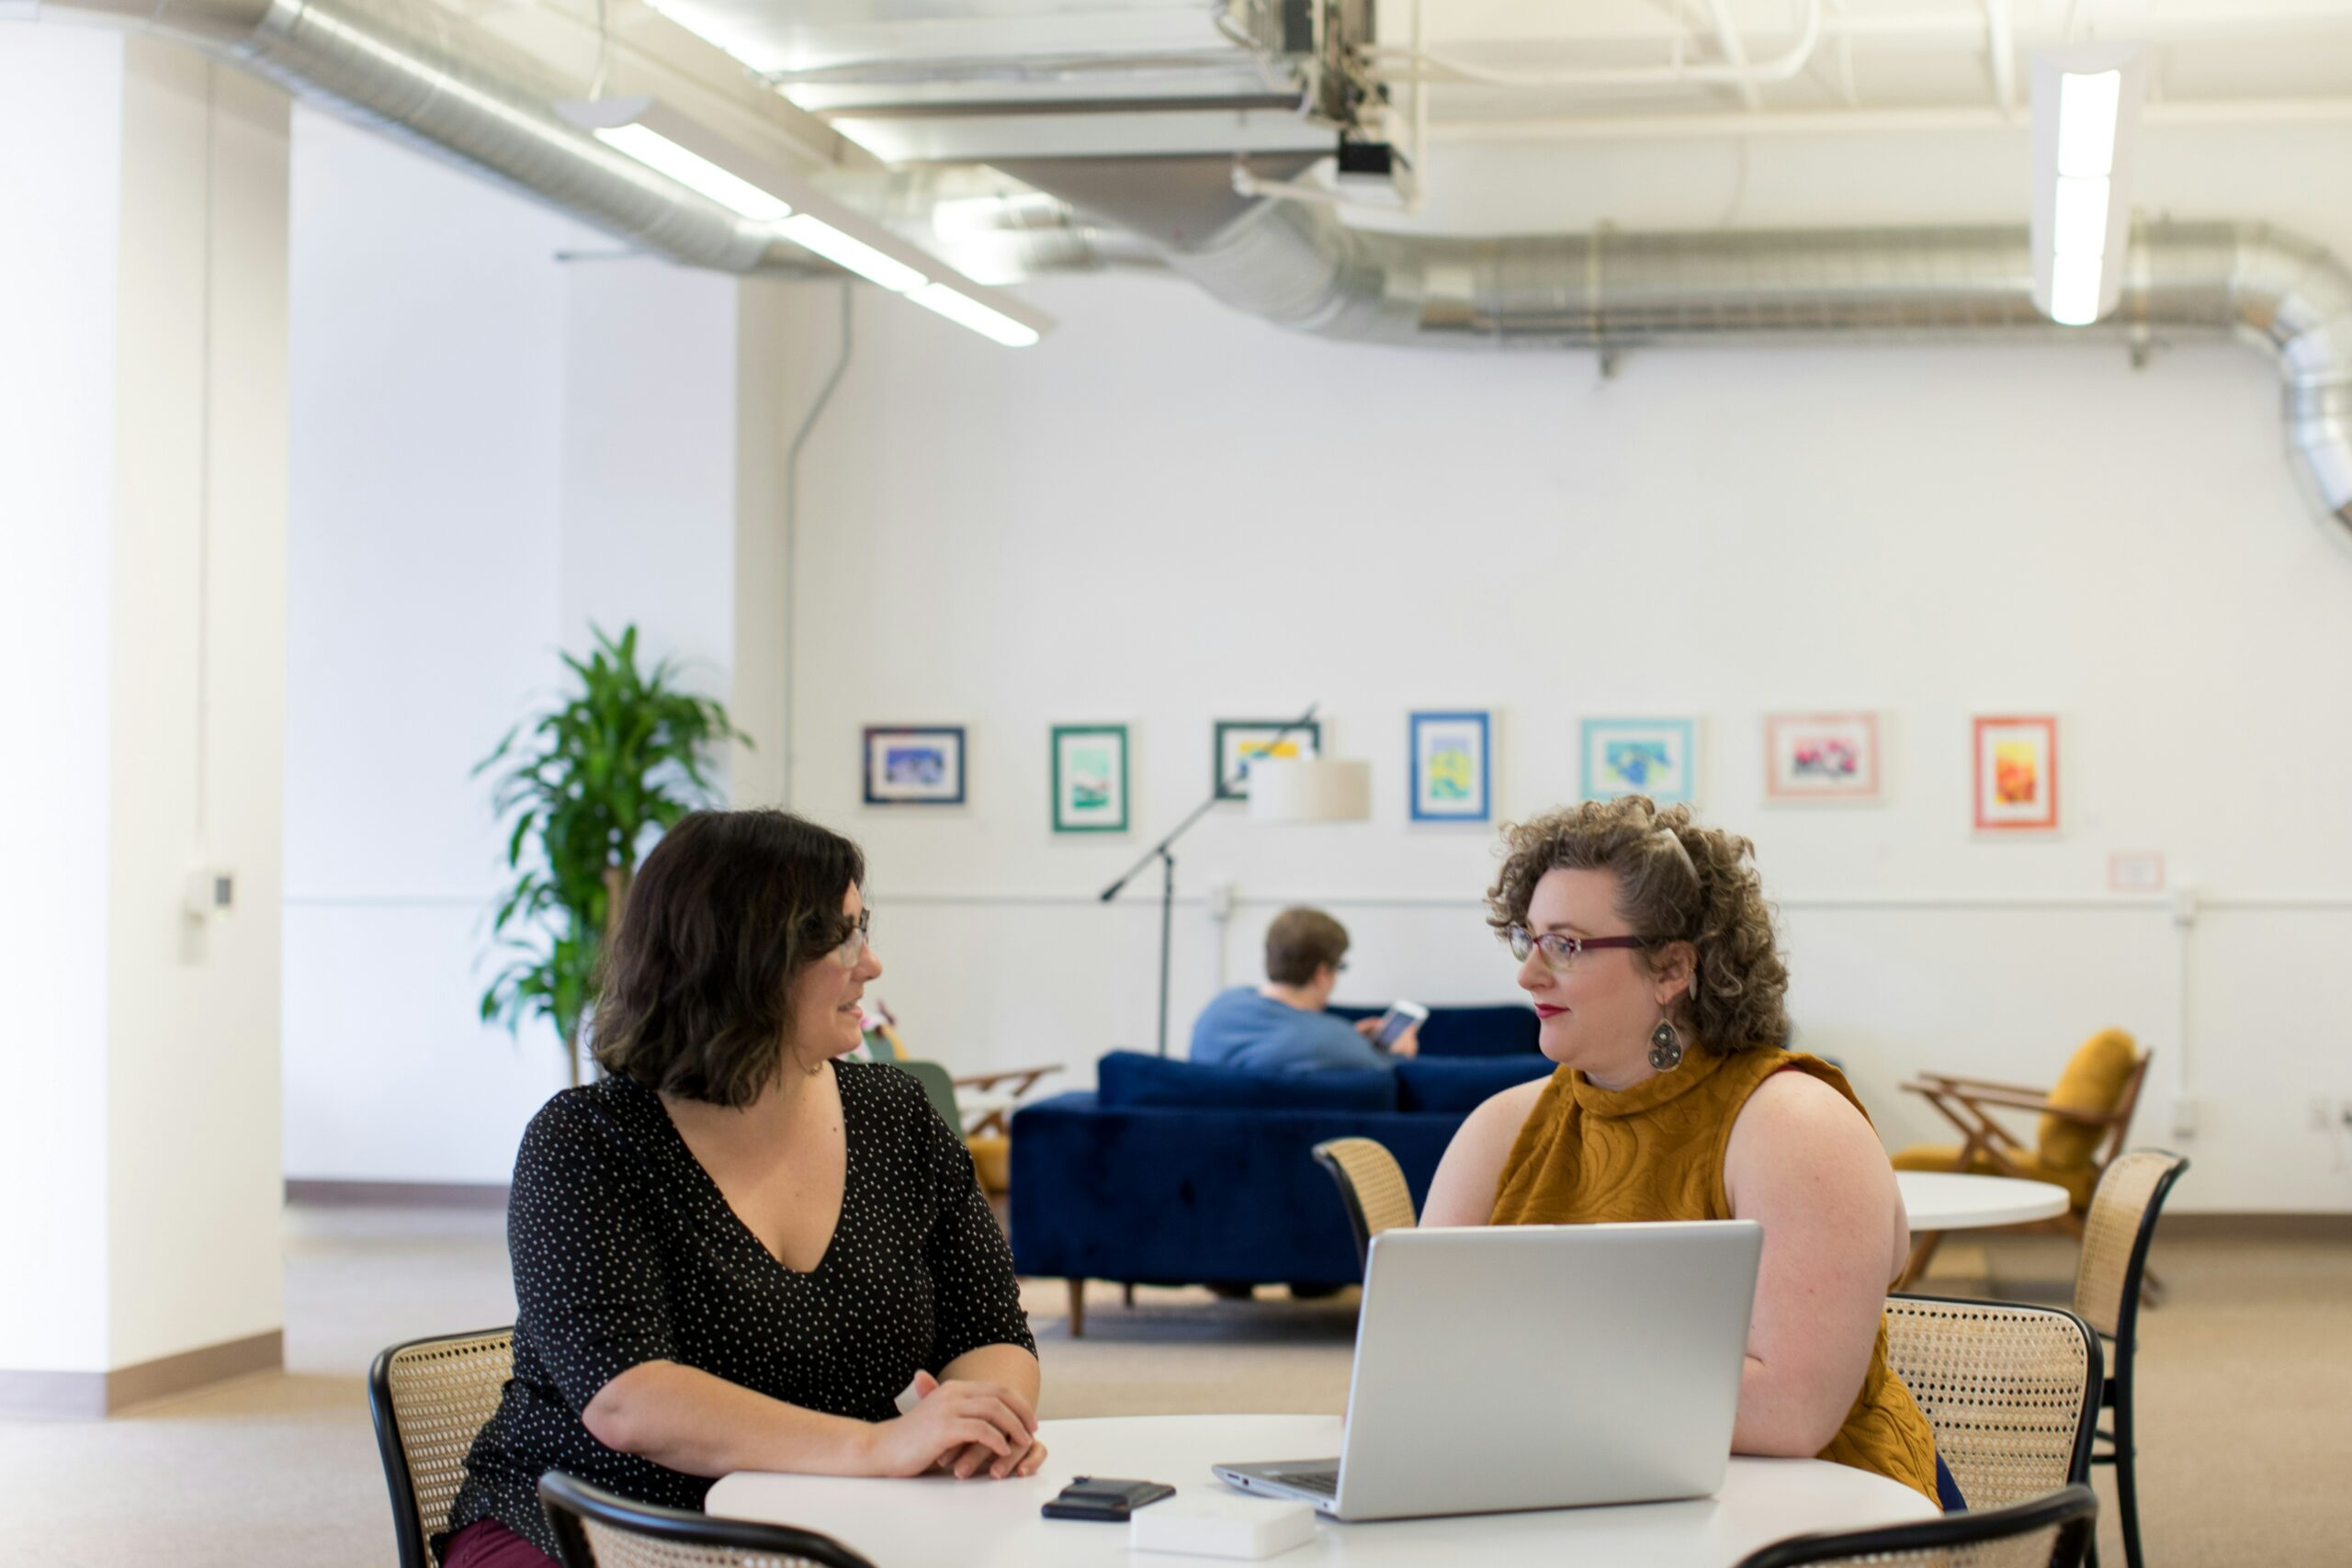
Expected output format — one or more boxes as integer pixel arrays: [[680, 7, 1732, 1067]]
[[826, 909, 873, 970], [1504, 922, 1651, 974]]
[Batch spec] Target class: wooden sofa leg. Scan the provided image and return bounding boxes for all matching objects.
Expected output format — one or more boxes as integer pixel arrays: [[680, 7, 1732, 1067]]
[[1068, 1278, 1086, 1338], [1122, 1282, 1136, 1308]]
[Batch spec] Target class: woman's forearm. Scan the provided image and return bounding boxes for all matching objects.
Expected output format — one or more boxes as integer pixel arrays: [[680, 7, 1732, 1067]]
[[582, 1359, 876, 1479], [940, 1343, 1041, 1405]]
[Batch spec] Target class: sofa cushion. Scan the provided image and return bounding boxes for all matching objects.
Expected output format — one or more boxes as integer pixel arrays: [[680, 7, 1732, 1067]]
[[1327, 1002, 1539, 1058], [1097, 1050, 1397, 1112], [1395, 1054, 1556, 1113]]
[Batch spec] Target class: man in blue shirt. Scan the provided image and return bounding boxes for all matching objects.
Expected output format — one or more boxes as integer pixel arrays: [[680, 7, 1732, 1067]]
[[1190, 907, 1421, 1073]]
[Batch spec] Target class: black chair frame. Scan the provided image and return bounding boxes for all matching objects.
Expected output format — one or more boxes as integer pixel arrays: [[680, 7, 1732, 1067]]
[[1309, 1144, 1378, 1271], [367, 1325, 514, 1568], [1888, 1292, 2105, 1493], [539, 1471, 880, 1568], [2088, 1154, 2189, 1568], [1734, 1483, 2098, 1568]]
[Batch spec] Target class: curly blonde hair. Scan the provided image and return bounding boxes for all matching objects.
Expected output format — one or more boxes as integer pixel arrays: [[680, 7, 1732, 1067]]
[[1486, 795, 1790, 1053]]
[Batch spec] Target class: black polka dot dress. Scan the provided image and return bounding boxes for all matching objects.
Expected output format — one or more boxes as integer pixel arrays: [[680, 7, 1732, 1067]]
[[441, 1061, 1035, 1559]]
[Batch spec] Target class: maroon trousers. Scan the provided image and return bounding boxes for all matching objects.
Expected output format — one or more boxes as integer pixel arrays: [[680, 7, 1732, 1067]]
[[440, 1518, 563, 1568]]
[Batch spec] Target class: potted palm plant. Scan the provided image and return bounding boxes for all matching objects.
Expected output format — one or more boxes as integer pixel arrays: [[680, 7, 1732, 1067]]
[[477, 624, 746, 1084]]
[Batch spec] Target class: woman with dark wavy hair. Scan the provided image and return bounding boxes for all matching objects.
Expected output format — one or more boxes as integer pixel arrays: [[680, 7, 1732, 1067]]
[[1423, 795, 1955, 1512], [441, 810, 1042, 1568]]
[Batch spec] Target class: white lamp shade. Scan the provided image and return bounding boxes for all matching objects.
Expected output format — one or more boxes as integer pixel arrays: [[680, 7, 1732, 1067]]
[[1248, 758, 1373, 823]]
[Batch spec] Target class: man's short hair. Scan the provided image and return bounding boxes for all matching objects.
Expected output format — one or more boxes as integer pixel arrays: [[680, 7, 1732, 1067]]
[[1264, 907, 1350, 986]]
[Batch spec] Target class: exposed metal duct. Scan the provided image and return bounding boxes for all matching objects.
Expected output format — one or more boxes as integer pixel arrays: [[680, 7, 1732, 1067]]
[[51, 0, 807, 274], [1030, 186, 2351, 534], [41, 0, 2352, 536]]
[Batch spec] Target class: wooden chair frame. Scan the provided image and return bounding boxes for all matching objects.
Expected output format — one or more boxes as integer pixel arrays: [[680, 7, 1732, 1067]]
[[1733, 1483, 2098, 1568], [1898, 1051, 2154, 1289], [539, 1471, 878, 1568]]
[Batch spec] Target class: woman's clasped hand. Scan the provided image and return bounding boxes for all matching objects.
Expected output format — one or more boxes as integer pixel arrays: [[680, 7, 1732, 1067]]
[[882, 1371, 1050, 1480]]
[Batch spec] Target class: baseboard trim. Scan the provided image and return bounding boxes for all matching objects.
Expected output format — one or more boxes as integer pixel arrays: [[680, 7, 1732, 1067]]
[[2161, 1212, 2352, 1241], [286, 1179, 509, 1209], [0, 1329, 283, 1419]]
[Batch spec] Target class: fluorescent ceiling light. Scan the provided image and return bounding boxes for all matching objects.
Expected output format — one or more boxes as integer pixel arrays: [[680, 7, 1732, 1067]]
[[776, 214, 928, 294], [906, 283, 1043, 348], [2051, 175, 2111, 260], [556, 95, 1053, 348], [2055, 71, 2122, 177], [2029, 49, 2142, 329], [592, 122, 792, 222], [2048, 254, 2105, 328]]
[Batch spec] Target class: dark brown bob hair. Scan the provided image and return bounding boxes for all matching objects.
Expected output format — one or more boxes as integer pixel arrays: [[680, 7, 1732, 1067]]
[[591, 808, 865, 1107]]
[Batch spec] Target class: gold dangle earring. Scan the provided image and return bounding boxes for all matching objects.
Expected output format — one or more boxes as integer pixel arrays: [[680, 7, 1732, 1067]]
[[1646, 1018, 1683, 1072]]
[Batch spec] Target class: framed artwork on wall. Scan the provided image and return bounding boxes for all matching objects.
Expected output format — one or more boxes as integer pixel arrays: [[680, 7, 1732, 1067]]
[[1212, 718, 1322, 802], [863, 726, 966, 807], [1580, 717, 1697, 806], [1051, 725, 1129, 833], [1972, 715, 2059, 831], [1408, 710, 1492, 823], [1763, 712, 1883, 805]]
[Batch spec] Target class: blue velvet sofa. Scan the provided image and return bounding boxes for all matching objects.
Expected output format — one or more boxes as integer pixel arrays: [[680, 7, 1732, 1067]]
[[1008, 1003, 1550, 1333]]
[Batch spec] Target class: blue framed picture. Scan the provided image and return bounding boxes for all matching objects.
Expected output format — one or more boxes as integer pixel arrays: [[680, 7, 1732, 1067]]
[[1408, 711, 1492, 823], [864, 726, 966, 807], [1579, 717, 1697, 806]]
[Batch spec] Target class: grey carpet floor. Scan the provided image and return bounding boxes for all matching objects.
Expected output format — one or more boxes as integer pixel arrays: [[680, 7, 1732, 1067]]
[[0, 1207, 2339, 1566]]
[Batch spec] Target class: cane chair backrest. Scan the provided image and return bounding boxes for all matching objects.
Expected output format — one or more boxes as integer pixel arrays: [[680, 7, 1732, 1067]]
[[1311, 1136, 1418, 1269], [1731, 1483, 2097, 1568], [2074, 1150, 2189, 1339], [368, 1327, 515, 1568], [1882, 1296, 2100, 1510], [538, 1472, 879, 1568]]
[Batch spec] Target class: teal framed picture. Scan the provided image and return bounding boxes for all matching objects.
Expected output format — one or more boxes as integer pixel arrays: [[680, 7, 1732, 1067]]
[[1579, 717, 1697, 806], [1051, 725, 1129, 833]]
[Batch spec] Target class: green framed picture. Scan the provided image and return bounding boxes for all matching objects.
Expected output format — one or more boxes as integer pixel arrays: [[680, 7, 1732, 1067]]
[[1051, 725, 1129, 833]]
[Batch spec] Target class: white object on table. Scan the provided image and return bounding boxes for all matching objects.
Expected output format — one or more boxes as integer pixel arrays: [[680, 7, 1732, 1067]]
[[1133, 1493, 1317, 1560], [1895, 1171, 2073, 1231], [706, 1414, 1939, 1568]]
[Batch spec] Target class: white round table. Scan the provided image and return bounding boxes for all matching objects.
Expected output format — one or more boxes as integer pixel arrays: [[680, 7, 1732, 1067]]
[[706, 1415, 1938, 1568], [1894, 1171, 2072, 1231]]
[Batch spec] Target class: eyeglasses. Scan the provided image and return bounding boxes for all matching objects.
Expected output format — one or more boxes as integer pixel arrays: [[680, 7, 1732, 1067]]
[[1504, 922, 1652, 973], [826, 909, 873, 970]]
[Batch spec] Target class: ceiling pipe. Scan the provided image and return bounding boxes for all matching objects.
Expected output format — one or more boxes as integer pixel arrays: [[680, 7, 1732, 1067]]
[[34, 0, 2352, 535], [1020, 179, 2351, 535], [45, 0, 824, 275]]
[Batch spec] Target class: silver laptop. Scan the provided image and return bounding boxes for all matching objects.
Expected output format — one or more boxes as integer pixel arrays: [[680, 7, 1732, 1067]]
[[1213, 1221, 1762, 1522]]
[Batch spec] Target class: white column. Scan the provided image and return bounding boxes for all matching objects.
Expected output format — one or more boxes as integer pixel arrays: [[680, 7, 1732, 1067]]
[[0, 28, 288, 1415]]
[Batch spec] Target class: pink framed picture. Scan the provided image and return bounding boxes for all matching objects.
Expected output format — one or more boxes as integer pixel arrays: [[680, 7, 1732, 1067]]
[[1973, 716, 2059, 831], [1763, 713, 1883, 804]]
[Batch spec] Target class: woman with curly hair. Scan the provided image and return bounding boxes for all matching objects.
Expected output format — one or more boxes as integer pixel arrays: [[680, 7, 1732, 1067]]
[[1423, 795, 1955, 1511]]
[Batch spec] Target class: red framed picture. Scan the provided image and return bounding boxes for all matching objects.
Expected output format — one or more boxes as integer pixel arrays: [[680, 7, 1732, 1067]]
[[1972, 716, 2059, 831]]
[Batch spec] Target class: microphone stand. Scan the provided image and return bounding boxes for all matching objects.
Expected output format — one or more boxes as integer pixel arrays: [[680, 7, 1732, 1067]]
[[1099, 702, 1321, 1056]]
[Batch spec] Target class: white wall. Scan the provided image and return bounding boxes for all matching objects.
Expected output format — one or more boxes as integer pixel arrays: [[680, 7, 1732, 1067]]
[[0, 23, 125, 1372], [282, 106, 585, 1182], [280, 105, 2352, 1210], [0, 30, 290, 1378], [282, 111, 768, 1182], [779, 125, 2352, 1214]]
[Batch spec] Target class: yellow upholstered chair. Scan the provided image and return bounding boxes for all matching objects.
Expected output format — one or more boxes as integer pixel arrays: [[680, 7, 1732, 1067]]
[[1891, 1030, 2152, 1285]]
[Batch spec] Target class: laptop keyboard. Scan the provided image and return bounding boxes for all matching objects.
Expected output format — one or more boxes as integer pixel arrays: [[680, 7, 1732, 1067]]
[[1286, 1470, 1340, 1496]]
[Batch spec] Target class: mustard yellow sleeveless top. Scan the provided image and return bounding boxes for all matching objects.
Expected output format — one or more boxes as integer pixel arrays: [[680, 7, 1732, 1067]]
[[1489, 1045, 1939, 1506]]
